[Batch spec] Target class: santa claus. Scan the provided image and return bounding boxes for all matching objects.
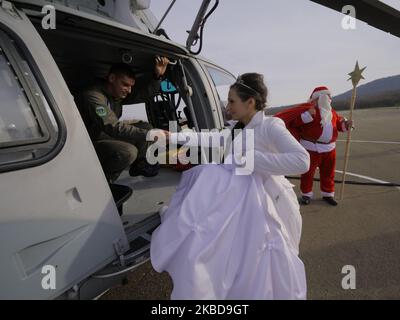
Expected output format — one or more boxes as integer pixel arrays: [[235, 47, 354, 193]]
[[275, 86, 353, 206]]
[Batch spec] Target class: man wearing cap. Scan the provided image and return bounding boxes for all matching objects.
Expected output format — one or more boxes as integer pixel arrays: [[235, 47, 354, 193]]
[[275, 86, 354, 206]]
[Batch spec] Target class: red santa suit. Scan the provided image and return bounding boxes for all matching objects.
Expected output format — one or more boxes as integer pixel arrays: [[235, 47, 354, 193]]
[[275, 86, 350, 198]]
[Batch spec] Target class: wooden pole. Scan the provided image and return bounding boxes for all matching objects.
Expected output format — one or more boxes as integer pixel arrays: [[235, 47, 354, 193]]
[[339, 87, 357, 200], [339, 61, 366, 200]]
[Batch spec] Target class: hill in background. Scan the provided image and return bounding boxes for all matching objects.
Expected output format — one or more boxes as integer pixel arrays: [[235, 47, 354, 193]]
[[267, 74, 400, 115], [333, 74, 400, 110]]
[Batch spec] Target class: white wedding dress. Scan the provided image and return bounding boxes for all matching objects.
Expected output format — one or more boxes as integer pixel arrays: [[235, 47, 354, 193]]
[[150, 112, 310, 299]]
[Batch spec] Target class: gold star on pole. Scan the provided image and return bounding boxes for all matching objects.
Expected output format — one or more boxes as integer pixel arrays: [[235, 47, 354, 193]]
[[340, 60, 366, 200], [348, 61, 366, 87]]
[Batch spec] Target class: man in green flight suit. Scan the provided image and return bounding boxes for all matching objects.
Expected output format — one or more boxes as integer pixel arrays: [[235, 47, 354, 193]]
[[77, 56, 170, 182]]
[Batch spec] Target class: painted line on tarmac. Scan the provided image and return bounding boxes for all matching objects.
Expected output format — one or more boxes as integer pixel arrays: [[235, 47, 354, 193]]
[[336, 170, 400, 192], [337, 140, 400, 145]]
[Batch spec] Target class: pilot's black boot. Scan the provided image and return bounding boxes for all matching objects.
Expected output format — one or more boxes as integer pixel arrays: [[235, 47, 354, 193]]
[[129, 160, 160, 178]]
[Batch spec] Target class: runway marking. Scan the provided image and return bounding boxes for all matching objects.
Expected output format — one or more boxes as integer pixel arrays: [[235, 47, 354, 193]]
[[335, 170, 400, 192], [337, 140, 400, 145]]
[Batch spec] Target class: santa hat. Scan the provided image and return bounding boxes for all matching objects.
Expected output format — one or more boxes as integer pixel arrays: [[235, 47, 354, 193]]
[[309, 86, 331, 100]]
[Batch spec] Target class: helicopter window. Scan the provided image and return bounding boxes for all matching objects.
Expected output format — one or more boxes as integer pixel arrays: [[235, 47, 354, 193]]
[[0, 30, 63, 171], [205, 65, 236, 125], [0, 48, 43, 144]]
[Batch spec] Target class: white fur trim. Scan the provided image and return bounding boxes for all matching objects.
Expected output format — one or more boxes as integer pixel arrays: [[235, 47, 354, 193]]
[[301, 111, 314, 124], [302, 191, 314, 198], [319, 94, 333, 126], [319, 120, 333, 142], [321, 191, 335, 197], [300, 139, 336, 153], [311, 89, 331, 100]]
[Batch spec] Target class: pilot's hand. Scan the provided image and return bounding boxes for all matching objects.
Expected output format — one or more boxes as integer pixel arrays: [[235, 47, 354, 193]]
[[154, 56, 170, 79]]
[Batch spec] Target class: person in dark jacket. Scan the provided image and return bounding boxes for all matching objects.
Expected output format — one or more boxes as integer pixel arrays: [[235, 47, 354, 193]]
[[77, 57, 169, 182]]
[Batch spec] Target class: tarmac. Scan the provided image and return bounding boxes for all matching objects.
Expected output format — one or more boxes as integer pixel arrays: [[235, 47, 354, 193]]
[[102, 106, 400, 300]]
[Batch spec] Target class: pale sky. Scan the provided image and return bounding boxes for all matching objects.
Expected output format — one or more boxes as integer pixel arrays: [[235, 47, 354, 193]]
[[151, 0, 400, 107]]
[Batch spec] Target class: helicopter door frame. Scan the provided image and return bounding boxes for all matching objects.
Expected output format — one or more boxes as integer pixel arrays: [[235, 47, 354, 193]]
[[0, 4, 128, 299]]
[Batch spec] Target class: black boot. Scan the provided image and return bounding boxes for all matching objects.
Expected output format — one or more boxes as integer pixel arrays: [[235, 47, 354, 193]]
[[299, 196, 311, 205], [323, 197, 338, 206], [129, 160, 160, 178]]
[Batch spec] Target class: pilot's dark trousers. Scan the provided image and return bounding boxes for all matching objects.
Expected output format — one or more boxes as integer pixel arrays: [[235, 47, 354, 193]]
[[93, 120, 153, 182]]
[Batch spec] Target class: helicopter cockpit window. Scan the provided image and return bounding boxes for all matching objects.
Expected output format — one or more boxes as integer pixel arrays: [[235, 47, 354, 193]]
[[205, 66, 236, 125]]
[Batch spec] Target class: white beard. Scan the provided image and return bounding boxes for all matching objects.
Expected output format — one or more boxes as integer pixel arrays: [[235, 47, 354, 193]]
[[318, 94, 332, 126]]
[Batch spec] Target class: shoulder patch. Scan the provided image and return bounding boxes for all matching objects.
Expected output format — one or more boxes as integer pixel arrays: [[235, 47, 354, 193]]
[[95, 106, 107, 117]]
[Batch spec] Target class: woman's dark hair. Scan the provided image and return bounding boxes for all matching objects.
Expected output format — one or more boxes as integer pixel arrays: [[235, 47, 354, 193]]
[[230, 73, 268, 110]]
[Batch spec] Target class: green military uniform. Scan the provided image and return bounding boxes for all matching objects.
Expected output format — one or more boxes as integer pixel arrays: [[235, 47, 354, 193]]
[[77, 73, 161, 182]]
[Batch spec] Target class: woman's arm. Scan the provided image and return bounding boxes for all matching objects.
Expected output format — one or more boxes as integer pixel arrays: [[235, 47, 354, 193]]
[[253, 118, 310, 176]]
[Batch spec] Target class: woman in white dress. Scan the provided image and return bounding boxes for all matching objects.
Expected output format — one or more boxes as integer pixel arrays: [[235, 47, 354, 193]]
[[150, 73, 310, 299]]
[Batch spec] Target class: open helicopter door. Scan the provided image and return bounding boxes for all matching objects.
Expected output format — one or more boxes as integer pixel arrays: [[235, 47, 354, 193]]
[[0, 1, 129, 299]]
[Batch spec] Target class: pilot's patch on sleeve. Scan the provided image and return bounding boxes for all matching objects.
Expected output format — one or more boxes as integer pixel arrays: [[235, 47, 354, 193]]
[[95, 106, 107, 117]]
